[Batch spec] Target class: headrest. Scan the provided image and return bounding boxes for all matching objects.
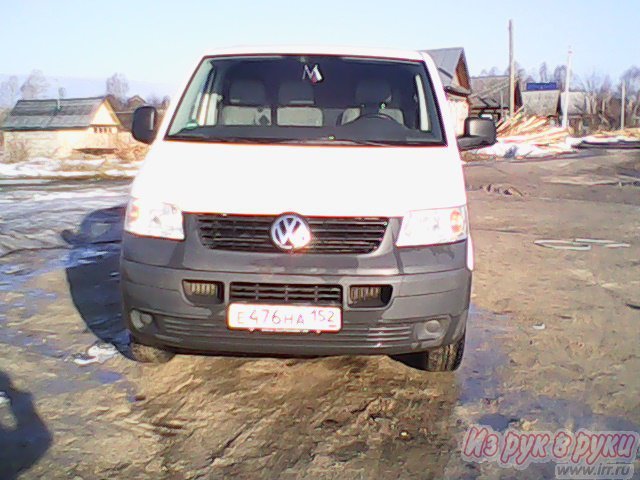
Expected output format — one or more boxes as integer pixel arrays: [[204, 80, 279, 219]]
[[355, 79, 392, 105], [278, 81, 315, 106], [228, 80, 267, 105]]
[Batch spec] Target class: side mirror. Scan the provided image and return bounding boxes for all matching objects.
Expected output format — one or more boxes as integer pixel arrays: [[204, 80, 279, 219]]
[[131, 106, 159, 144], [457, 117, 497, 151]]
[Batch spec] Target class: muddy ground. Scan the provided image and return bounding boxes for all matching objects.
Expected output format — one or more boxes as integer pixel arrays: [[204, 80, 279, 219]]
[[0, 150, 639, 479]]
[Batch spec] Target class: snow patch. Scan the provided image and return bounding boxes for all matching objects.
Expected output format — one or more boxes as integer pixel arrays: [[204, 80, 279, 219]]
[[475, 139, 574, 159], [0, 155, 142, 179]]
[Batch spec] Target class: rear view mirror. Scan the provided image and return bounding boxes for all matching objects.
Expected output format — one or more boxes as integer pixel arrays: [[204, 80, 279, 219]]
[[457, 117, 497, 151], [131, 106, 159, 144]]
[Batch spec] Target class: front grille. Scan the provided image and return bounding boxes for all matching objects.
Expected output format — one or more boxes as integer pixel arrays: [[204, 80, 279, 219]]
[[195, 214, 388, 254], [230, 282, 342, 305]]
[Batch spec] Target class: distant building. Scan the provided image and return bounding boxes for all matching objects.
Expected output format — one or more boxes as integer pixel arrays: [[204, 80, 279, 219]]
[[108, 94, 170, 132], [423, 48, 471, 135], [560, 91, 589, 132], [522, 90, 561, 119], [126, 95, 146, 110], [470, 75, 523, 121], [522, 89, 590, 133], [2, 97, 123, 158]]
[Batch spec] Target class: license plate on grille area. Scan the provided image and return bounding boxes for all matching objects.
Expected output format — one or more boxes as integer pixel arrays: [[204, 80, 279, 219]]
[[227, 304, 342, 333]]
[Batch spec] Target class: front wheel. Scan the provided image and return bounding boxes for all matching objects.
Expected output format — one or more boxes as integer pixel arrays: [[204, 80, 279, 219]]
[[392, 334, 465, 372]]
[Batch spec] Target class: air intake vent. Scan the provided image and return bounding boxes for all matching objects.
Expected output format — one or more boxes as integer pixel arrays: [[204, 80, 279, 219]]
[[230, 282, 342, 306]]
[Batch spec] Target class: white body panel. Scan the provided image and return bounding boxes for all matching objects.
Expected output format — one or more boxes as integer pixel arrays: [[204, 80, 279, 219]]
[[131, 46, 466, 218]]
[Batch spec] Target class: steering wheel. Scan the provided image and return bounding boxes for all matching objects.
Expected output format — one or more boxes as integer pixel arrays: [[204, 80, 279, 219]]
[[357, 112, 396, 121], [339, 111, 398, 126]]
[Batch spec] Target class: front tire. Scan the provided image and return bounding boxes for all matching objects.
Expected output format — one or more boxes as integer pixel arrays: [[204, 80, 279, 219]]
[[392, 334, 465, 372], [129, 340, 175, 364]]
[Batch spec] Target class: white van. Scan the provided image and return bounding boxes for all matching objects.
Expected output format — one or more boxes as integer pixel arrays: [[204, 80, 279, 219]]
[[122, 46, 496, 370]]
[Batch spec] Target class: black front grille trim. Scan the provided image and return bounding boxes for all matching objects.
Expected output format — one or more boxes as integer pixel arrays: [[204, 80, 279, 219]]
[[230, 282, 343, 306], [195, 214, 388, 254]]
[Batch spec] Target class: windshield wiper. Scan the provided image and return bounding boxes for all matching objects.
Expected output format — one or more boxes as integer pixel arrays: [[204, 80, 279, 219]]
[[169, 133, 441, 146], [169, 134, 296, 144], [298, 137, 392, 146]]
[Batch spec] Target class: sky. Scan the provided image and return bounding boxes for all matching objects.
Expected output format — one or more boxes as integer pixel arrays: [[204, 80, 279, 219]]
[[1, 0, 638, 94]]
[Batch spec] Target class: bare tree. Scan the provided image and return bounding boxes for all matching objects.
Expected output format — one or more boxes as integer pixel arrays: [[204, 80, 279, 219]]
[[582, 72, 604, 115], [20, 70, 49, 100], [553, 65, 567, 90], [504, 62, 529, 83], [620, 66, 640, 127], [0, 76, 20, 107], [539, 62, 549, 82], [479, 66, 502, 76], [145, 94, 171, 110], [106, 73, 129, 102], [146, 94, 163, 107]]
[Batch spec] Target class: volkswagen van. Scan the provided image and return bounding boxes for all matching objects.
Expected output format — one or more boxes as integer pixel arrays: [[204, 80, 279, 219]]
[[121, 46, 496, 370]]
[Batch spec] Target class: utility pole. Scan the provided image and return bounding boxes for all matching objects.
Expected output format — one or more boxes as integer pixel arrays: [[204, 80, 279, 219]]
[[561, 47, 572, 129], [620, 80, 626, 130], [508, 19, 515, 117]]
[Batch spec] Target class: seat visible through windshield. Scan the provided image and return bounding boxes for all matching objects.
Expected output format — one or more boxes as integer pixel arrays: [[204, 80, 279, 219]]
[[167, 55, 445, 146]]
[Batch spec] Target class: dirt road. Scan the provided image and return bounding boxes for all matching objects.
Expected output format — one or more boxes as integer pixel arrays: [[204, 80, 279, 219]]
[[1, 151, 639, 479]]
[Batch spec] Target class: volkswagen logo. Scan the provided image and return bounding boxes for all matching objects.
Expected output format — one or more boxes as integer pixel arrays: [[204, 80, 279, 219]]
[[271, 214, 312, 251]]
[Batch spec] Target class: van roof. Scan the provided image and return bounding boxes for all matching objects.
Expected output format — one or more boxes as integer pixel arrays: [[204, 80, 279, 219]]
[[199, 45, 426, 61]]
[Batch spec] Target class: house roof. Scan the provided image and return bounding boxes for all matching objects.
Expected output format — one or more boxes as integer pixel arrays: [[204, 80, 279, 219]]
[[560, 91, 588, 116], [522, 90, 561, 116], [1, 97, 116, 131], [470, 75, 523, 112], [470, 75, 508, 108], [423, 48, 471, 95]]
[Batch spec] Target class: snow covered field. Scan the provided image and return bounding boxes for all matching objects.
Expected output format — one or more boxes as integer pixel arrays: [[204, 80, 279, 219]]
[[0, 152, 142, 179]]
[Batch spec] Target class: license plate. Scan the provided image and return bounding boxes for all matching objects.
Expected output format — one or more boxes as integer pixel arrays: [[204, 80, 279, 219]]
[[227, 303, 342, 333]]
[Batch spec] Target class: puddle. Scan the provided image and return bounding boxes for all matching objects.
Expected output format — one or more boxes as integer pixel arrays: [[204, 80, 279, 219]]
[[457, 306, 510, 405], [0, 245, 132, 399]]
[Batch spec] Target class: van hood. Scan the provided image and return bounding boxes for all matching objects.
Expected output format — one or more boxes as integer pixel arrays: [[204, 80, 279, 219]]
[[130, 141, 467, 217]]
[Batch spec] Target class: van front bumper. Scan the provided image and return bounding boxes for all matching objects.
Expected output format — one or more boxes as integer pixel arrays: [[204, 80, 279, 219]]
[[121, 234, 471, 356]]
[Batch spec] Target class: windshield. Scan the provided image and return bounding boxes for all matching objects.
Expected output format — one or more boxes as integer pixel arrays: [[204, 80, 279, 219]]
[[166, 55, 445, 146]]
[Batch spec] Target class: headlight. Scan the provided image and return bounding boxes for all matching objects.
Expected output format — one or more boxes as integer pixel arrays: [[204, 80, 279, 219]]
[[396, 206, 468, 247], [124, 197, 184, 240]]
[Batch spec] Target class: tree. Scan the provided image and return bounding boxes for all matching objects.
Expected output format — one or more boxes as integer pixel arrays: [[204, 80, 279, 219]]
[[553, 65, 567, 90], [146, 94, 163, 107], [504, 62, 529, 82], [620, 66, 640, 126], [106, 73, 129, 102], [539, 62, 549, 83], [0, 76, 20, 107], [582, 72, 605, 115], [20, 70, 49, 100], [145, 94, 171, 110], [479, 66, 503, 76]]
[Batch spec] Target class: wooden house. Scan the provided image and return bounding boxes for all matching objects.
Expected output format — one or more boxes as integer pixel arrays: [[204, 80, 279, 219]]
[[470, 75, 523, 121], [1, 97, 123, 158], [423, 48, 472, 135]]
